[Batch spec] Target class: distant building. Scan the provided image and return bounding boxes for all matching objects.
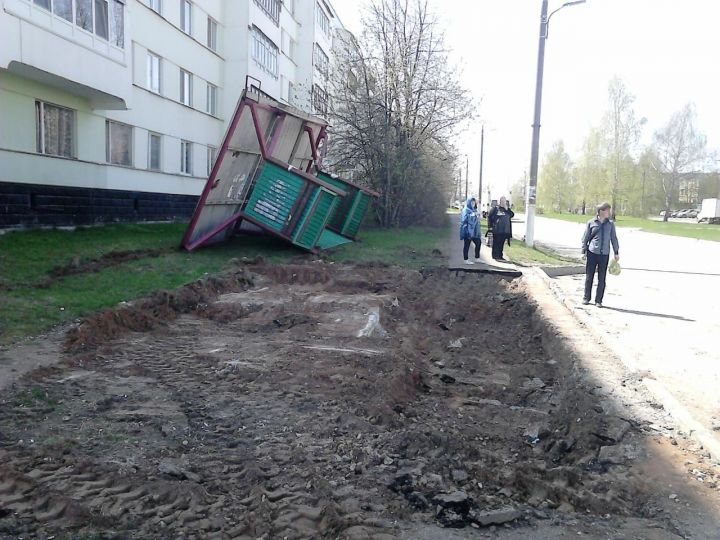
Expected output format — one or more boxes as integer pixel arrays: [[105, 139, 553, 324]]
[[0, 0, 341, 227]]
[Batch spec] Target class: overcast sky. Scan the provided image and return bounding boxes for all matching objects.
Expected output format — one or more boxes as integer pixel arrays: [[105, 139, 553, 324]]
[[330, 0, 720, 201]]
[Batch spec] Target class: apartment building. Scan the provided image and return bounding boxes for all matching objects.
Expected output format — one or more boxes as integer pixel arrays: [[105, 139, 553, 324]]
[[0, 0, 342, 227]]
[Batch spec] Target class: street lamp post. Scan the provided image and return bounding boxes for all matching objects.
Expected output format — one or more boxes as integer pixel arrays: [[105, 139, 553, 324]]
[[525, 0, 586, 247], [478, 125, 485, 207]]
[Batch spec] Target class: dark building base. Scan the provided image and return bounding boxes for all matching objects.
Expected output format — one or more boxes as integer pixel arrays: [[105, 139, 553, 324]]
[[0, 182, 199, 228]]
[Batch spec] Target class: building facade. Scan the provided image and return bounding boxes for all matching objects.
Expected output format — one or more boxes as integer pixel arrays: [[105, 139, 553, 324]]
[[0, 0, 341, 227]]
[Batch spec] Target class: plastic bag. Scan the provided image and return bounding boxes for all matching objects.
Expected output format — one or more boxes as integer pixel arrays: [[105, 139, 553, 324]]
[[608, 258, 621, 276]]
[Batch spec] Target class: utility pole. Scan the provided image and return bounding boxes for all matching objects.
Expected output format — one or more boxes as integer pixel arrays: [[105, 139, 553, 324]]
[[525, 0, 586, 247], [478, 125, 485, 207], [641, 168, 646, 217], [465, 156, 469, 202]]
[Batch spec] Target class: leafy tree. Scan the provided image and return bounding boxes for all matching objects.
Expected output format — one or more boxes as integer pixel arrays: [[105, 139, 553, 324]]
[[601, 77, 642, 215], [538, 140, 572, 213]]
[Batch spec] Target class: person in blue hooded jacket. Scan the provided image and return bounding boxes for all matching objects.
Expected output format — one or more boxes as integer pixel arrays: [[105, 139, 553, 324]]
[[459, 197, 481, 264]]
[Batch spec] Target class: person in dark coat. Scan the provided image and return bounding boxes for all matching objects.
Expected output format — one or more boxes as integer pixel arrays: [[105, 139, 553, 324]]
[[459, 197, 481, 264], [581, 201, 620, 307], [487, 196, 514, 261]]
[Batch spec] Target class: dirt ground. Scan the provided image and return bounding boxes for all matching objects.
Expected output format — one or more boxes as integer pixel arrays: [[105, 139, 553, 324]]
[[1, 258, 719, 539]]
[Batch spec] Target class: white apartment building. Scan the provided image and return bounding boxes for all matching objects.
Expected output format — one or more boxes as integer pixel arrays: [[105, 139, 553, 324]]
[[0, 0, 341, 227]]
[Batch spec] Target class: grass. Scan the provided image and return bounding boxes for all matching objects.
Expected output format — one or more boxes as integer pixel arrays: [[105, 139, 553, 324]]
[[541, 212, 720, 242], [0, 221, 450, 343], [505, 240, 573, 266], [329, 226, 448, 268]]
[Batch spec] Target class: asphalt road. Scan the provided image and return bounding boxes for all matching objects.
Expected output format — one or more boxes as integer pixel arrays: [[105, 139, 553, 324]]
[[517, 215, 720, 451]]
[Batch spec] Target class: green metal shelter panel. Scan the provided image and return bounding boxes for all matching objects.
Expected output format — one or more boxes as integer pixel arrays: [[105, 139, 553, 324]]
[[292, 189, 339, 250], [316, 172, 358, 233], [342, 192, 370, 238], [318, 229, 353, 249], [244, 162, 305, 232]]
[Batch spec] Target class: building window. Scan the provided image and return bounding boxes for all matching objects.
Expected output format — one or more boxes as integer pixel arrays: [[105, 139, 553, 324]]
[[147, 52, 161, 93], [313, 43, 329, 77], [148, 132, 162, 170], [181, 0, 192, 35], [281, 29, 296, 62], [206, 83, 217, 116], [312, 84, 328, 116], [53, 0, 73, 21], [35, 101, 75, 158], [181, 140, 192, 174], [33, 0, 51, 10], [207, 146, 217, 176], [109, 0, 124, 47], [94, 0, 109, 40], [251, 26, 278, 77], [253, 0, 280, 25], [148, 0, 161, 13], [180, 69, 192, 106], [76, 0, 93, 31], [207, 17, 218, 50], [106, 120, 133, 166], [316, 3, 330, 36]]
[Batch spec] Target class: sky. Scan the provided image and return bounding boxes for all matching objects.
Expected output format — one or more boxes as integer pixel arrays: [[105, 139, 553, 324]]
[[329, 0, 720, 201]]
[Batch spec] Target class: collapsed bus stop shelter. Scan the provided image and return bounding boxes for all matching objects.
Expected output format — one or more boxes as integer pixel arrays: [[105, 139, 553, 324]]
[[182, 88, 375, 253]]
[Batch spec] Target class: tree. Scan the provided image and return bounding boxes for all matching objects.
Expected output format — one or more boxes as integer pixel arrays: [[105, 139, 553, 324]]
[[575, 128, 607, 215], [601, 77, 642, 215], [651, 103, 707, 221], [326, 0, 474, 227], [538, 140, 572, 213]]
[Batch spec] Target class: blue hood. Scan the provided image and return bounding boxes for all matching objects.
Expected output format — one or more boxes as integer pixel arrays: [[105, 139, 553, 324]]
[[465, 197, 476, 210]]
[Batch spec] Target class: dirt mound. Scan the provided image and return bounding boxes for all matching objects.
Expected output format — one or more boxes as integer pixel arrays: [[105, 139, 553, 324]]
[[63, 267, 254, 353]]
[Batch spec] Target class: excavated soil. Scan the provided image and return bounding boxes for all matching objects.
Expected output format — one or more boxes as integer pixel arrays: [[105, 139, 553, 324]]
[[0, 260, 719, 539]]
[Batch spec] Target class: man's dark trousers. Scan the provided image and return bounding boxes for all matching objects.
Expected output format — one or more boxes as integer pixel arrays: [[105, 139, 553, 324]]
[[492, 234, 508, 259], [584, 251, 610, 303]]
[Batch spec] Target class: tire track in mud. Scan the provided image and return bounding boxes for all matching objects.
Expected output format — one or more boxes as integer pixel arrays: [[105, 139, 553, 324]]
[[0, 263, 685, 538]]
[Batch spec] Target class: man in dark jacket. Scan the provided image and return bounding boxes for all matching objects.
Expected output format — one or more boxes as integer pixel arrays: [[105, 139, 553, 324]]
[[487, 196, 514, 261], [581, 202, 620, 307]]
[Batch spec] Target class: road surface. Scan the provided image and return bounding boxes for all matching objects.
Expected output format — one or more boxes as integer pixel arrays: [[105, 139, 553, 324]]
[[517, 215, 720, 453]]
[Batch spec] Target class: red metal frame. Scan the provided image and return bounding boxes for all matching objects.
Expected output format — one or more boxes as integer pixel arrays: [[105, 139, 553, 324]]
[[181, 100, 247, 249]]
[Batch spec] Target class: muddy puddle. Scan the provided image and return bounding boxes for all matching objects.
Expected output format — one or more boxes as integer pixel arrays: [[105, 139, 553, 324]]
[[0, 260, 718, 538]]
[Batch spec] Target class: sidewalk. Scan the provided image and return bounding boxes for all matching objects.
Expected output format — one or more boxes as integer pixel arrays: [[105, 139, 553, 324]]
[[446, 214, 522, 277]]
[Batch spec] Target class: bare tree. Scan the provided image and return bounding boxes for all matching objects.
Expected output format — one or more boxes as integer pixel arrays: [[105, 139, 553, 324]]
[[326, 0, 474, 227], [651, 103, 707, 221]]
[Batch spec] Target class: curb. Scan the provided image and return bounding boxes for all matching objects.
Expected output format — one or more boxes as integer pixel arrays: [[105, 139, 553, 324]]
[[533, 266, 720, 464]]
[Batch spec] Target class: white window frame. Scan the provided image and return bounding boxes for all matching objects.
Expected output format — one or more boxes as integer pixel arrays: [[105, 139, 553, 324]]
[[313, 42, 329, 77], [148, 0, 161, 13], [207, 16, 218, 50], [251, 26, 279, 77], [35, 100, 76, 158], [180, 69, 193, 106], [53, 0, 73, 22], [148, 132, 162, 171], [106, 120, 133, 166], [109, 0, 125, 48], [147, 52, 161, 94], [207, 145, 217, 176], [181, 0, 192, 35], [206, 83, 217, 116], [181, 140, 193, 174], [253, 0, 280, 25], [316, 2, 330, 36]]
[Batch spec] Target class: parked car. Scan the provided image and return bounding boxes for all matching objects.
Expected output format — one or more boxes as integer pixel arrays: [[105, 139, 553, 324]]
[[687, 210, 699, 218], [676, 209, 691, 218]]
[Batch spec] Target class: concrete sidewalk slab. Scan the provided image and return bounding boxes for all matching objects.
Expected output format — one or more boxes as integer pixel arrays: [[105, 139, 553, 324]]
[[446, 214, 522, 278]]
